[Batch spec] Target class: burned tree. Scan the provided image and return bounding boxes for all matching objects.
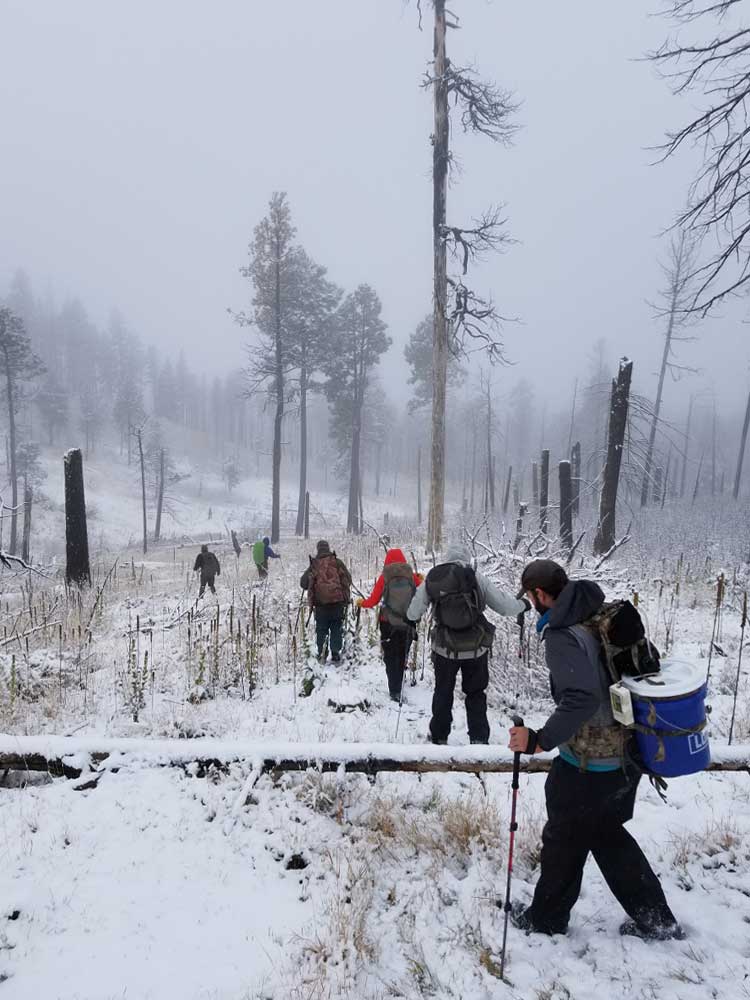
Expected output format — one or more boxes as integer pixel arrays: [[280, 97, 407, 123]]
[[64, 448, 91, 587], [640, 233, 697, 506], [594, 359, 633, 556], [653, 1, 750, 311], [734, 386, 750, 500], [135, 427, 147, 555], [422, 1, 516, 550], [559, 460, 573, 554], [539, 449, 550, 535]]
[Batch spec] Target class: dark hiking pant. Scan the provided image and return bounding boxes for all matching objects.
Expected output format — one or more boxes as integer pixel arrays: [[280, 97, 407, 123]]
[[379, 621, 413, 698], [315, 603, 346, 657], [430, 651, 490, 743], [527, 757, 678, 935], [256, 560, 268, 580], [199, 574, 216, 597]]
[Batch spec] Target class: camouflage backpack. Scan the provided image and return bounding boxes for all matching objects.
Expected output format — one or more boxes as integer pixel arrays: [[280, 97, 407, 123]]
[[582, 600, 661, 683]]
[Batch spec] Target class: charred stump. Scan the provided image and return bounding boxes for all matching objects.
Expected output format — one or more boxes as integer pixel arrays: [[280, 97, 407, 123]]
[[64, 448, 91, 587]]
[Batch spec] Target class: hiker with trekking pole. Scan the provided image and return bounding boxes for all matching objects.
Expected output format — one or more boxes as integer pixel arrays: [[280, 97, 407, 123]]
[[406, 542, 530, 744], [357, 548, 423, 702], [506, 558, 684, 941]]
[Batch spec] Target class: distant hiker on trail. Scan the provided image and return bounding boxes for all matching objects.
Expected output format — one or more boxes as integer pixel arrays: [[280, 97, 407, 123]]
[[358, 548, 423, 702], [300, 540, 352, 664], [252, 536, 279, 580], [508, 559, 683, 941], [407, 542, 529, 745], [193, 544, 220, 597]]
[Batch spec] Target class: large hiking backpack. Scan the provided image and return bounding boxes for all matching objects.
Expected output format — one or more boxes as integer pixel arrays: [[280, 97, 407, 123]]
[[582, 600, 661, 683], [425, 562, 494, 655], [309, 554, 348, 606], [252, 540, 265, 566], [382, 563, 416, 629]]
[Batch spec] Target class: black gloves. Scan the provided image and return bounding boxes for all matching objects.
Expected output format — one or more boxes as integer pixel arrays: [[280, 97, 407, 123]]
[[523, 728, 539, 754]]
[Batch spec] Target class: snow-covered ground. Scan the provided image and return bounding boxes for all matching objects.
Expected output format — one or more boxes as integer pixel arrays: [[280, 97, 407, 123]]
[[1, 469, 749, 999]]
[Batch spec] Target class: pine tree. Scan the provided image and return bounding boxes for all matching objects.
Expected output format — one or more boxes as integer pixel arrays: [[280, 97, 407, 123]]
[[286, 250, 341, 535], [325, 284, 391, 533], [0, 308, 45, 554], [237, 191, 298, 544]]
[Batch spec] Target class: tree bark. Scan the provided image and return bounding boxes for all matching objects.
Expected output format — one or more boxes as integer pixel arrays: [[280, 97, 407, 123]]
[[304, 490, 310, 540], [539, 449, 550, 535], [532, 461, 539, 510], [21, 483, 32, 564], [733, 388, 750, 500], [295, 360, 308, 536], [486, 380, 495, 511], [417, 445, 422, 525], [594, 359, 633, 555], [502, 465, 512, 514], [154, 448, 164, 542], [680, 394, 694, 499], [3, 347, 18, 555], [570, 441, 581, 517], [136, 429, 147, 554], [469, 412, 477, 512], [271, 232, 284, 544], [559, 461, 573, 553], [64, 448, 91, 587], [428, 0, 448, 552]]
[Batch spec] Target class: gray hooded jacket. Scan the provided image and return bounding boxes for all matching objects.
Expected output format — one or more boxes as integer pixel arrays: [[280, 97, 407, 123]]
[[536, 579, 622, 768], [407, 543, 527, 659]]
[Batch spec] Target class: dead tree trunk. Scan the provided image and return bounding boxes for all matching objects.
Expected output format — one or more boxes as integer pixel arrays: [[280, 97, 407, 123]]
[[539, 449, 550, 535], [567, 377, 578, 453], [532, 461, 539, 509], [3, 351, 18, 555], [154, 448, 164, 542], [693, 451, 704, 506], [594, 359, 633, 555], [680, 394, 694, 499], [559, 461, 573, 553], [571, 441, 581, 516], [652, 467, 663, 506], [486, 380, 495, 512], [427, 0, 448, 551], [469, 413, 477, 512], [641, 233, 692, 508], [295, 360, 308, 536], [271, 232, 284, 545], [64, 448, 91, 587], [21, 484, 32, 564], [136, 428, 147, 555], [304, 490, 310, 540], [502, 465, 512, 514], [417, 445, 423, 525], [733, 387, 750, 500]]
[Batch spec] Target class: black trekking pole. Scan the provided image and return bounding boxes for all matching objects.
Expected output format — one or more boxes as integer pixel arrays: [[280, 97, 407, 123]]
[[499, 713, 524, 982]]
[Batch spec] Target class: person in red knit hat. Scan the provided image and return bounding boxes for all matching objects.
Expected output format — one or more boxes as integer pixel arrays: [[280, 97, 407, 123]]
[[357, 548, 423, 701]]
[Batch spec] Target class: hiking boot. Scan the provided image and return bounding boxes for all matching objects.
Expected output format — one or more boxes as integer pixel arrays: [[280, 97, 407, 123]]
[[429, 736, 448, 745], [331, 652, 341, 663], [390, 692, 405, 703], [619, 919, 685, 942], [470, 738, 489, 745], [505, 902, 565, 936]]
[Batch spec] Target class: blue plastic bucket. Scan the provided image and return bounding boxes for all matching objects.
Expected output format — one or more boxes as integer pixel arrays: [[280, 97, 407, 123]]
[[623, 660, 710, 777]]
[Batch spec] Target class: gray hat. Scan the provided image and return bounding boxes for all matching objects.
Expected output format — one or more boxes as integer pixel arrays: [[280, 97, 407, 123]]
[[316, 539, 331, 556]]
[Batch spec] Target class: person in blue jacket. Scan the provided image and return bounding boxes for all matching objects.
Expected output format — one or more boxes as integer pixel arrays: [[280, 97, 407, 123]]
[[252, 536, 280, 579]]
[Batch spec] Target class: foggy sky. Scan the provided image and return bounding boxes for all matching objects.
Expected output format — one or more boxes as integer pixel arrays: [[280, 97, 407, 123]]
[[2, 0, 748, 413]]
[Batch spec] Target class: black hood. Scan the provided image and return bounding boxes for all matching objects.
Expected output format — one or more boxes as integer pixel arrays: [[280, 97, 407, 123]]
[[546, 579, 605, 629]]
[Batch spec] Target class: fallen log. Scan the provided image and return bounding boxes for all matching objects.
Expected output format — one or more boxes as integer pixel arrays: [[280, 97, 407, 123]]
[[0, 735, 748, 781]]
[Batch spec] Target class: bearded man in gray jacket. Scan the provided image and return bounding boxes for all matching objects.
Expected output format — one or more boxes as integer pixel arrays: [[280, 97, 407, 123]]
[[508, 558, 682, 941], [407, 543, 529, 744]]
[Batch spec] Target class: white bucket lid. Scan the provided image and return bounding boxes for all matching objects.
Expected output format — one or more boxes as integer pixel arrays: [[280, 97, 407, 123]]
[[622, 659, 705, 699]]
